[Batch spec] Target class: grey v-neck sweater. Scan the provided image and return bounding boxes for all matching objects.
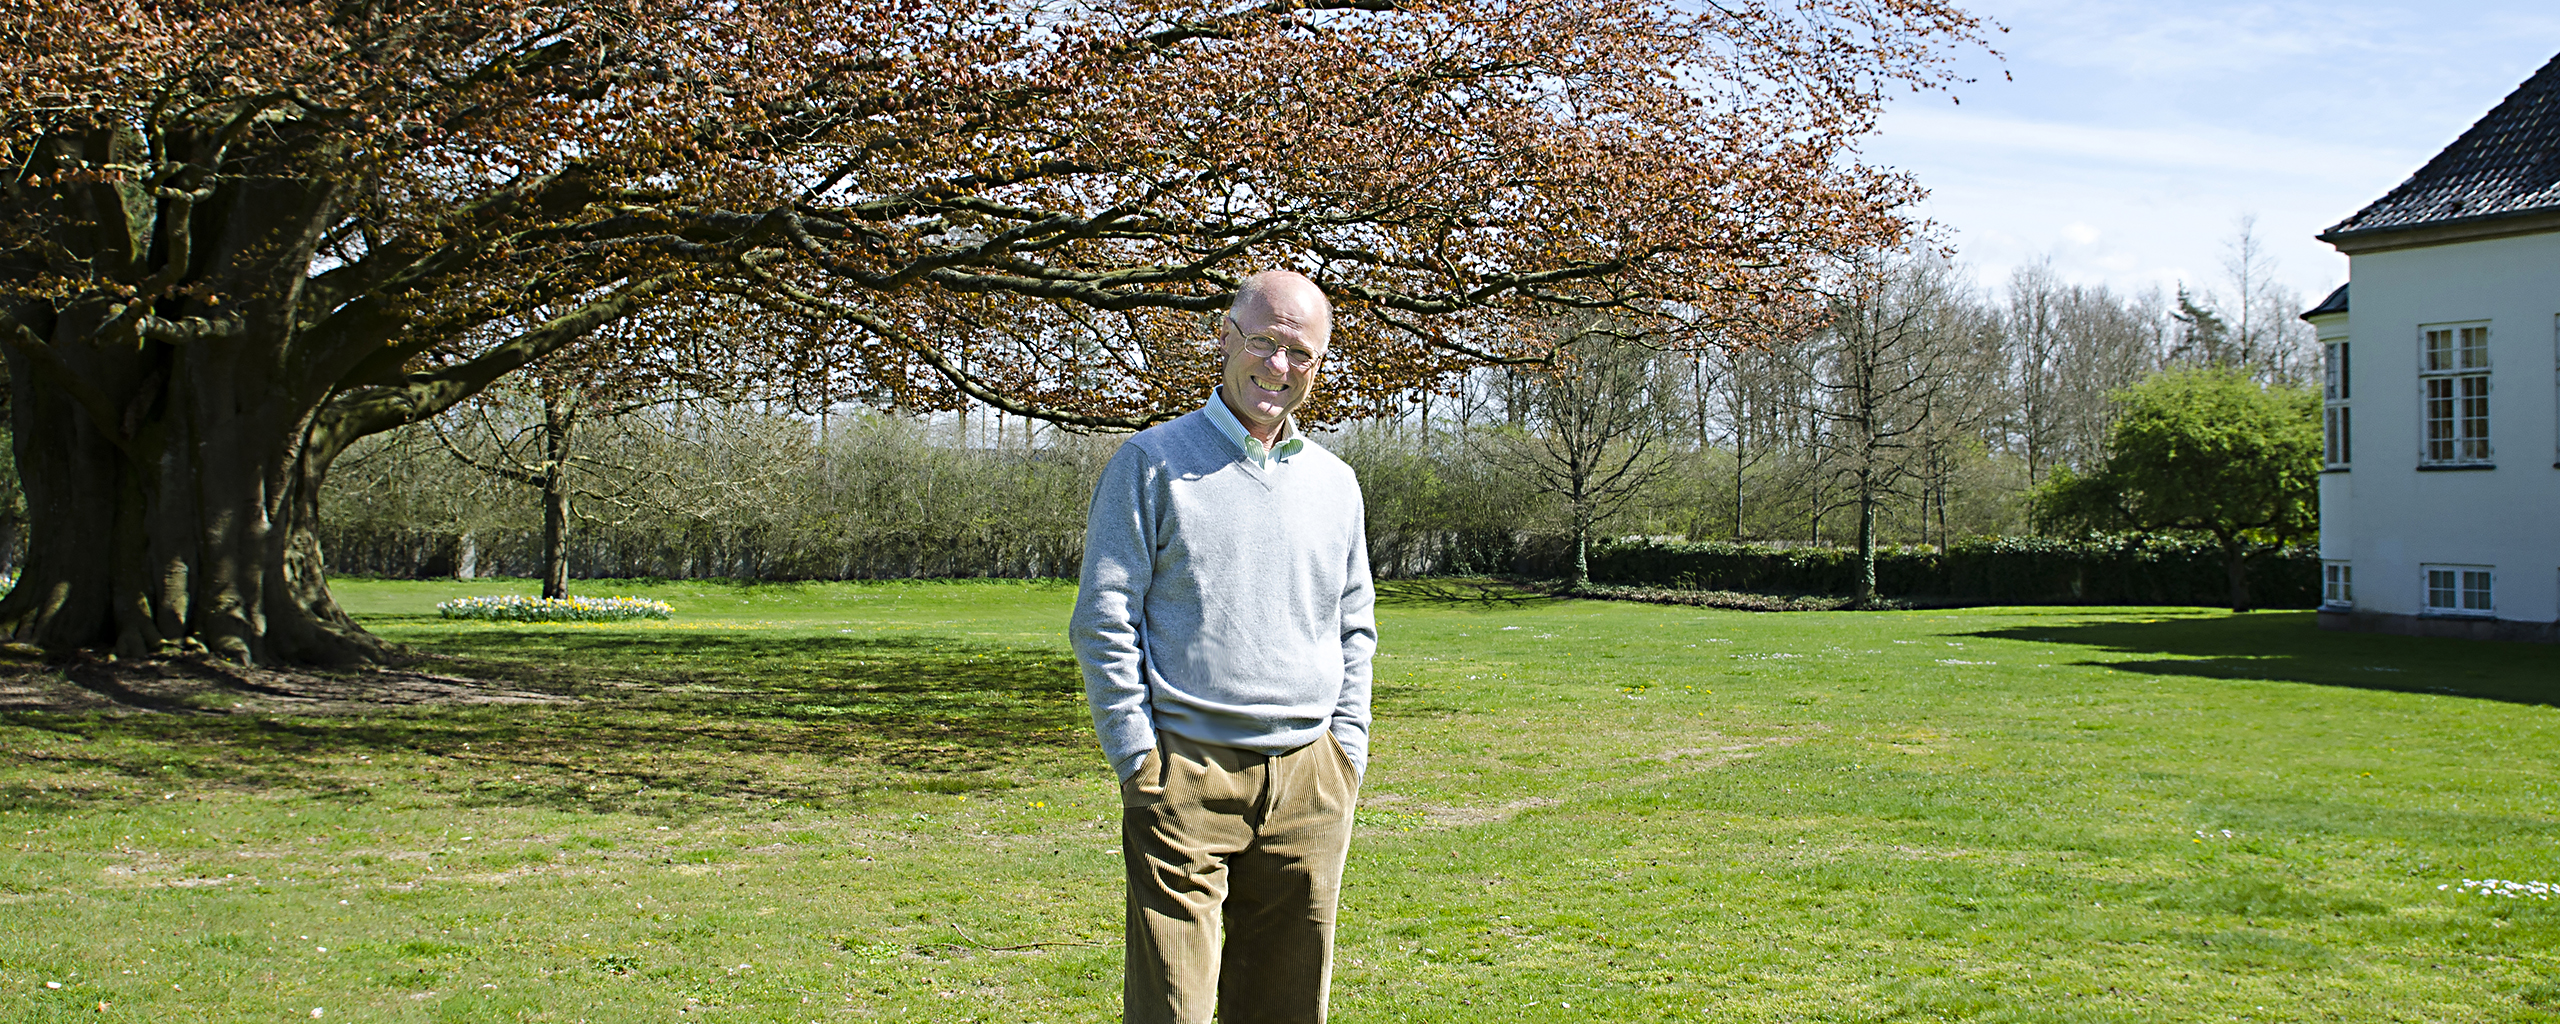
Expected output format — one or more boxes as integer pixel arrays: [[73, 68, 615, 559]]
[[1070, 407, 1376, 781]]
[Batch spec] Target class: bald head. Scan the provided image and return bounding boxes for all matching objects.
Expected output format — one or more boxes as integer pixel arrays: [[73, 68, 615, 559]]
[[1215, 269, 1333, 441], [1226, 270, 1332, 351]]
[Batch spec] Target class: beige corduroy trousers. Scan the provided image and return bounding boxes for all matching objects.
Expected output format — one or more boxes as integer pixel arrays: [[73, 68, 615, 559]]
[[1119, 729, 1361, 1024]]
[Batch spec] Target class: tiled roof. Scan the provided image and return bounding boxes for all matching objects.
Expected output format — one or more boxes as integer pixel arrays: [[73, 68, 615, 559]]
[[2299, 283, 2347, 321], [2323, 52, 2560, 238]]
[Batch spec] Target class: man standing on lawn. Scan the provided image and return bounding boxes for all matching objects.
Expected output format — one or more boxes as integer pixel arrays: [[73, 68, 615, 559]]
[[1070, 269, 1375, 1024]]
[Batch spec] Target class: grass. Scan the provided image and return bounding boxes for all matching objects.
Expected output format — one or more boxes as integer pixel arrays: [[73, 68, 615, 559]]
[[0, 576, 2555, 1022]]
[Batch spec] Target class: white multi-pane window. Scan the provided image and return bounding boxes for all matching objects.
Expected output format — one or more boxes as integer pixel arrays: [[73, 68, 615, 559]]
[[2321, 562, 2353, 608], [2422, 564, 2493, 615], [2420, 323, 2490, 465], [2322, 341, 2351, 467]]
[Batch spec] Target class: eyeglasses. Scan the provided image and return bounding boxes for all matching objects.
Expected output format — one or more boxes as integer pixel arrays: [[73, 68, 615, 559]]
[[1224, 320, 1323, 370]]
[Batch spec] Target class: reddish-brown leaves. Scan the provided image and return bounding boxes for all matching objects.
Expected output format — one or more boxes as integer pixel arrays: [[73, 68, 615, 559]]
[[2, 0, 1994, 428]]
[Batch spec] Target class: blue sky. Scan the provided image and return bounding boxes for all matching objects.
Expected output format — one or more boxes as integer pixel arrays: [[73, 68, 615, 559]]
[[1862, 0, 2560, 308]]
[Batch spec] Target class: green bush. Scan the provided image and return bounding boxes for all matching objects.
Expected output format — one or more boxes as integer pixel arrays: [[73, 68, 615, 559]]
[[1582, 534, 2318, 608]]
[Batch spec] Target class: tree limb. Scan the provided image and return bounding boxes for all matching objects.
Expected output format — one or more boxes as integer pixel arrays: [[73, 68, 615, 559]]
[[733, 256, 1175, 430], [0, 310, 126, 446], [320, 267, 702, 440]]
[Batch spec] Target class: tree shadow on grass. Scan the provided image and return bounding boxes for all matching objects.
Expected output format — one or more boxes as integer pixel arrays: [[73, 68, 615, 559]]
[[1965, 610, 2560, 707], [1375, 578, 1564, 609], [0, 632, 1094, 818]]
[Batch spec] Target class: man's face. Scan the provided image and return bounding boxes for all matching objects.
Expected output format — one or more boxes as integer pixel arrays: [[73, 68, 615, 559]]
[[1219, 297, 1328, 433]]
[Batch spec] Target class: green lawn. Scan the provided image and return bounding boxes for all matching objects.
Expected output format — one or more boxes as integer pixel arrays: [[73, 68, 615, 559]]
[[2, 578, 2555, 1022]]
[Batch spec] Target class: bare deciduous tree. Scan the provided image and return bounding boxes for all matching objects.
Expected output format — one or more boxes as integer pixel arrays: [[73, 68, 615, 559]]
[[2001, 261, 2163, 485], [1502, 317, 1680, 590], [432, 388, 813, 598], [1804, 254, 1993, 604], [2216, 215, 2318, 386], [2164, 217, 2315, 386]]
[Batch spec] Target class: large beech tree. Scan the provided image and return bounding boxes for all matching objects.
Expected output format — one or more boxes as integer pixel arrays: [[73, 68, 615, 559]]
[[2, 0, 1989, 664]]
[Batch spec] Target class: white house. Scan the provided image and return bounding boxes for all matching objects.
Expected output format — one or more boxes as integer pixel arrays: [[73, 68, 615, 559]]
[[2310, 52, 2560, 643]]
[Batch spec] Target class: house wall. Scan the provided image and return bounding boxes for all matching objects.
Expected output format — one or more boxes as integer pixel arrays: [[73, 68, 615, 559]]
[[2325, 228, 2560, 637]]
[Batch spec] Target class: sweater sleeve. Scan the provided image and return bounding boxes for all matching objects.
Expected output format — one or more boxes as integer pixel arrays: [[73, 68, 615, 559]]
[[1071, 444, 1159, 781], [1329, 494, 1377, 777]]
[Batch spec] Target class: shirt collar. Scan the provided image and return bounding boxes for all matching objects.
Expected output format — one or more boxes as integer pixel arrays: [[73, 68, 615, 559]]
[[1204, 387, 1305, 467]]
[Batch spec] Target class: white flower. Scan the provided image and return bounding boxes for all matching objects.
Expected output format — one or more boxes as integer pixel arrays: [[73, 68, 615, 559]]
[[437, 595, 674, 622], [2451, 877, 2554, 899]]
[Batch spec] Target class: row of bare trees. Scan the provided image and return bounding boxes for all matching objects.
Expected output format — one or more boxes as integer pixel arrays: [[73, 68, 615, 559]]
[[1377, 234, 2318, 592], [299, 235, 2316, 593], [322, 398, 1114, 583]]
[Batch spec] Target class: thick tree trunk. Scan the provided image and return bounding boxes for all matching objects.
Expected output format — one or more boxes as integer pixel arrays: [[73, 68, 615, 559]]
[[540, 473, 571, 600], [0, 327, 389, 666], [539, 396, 577, 600], [0, 161, 392, 665], [4, 130, 677, 666]]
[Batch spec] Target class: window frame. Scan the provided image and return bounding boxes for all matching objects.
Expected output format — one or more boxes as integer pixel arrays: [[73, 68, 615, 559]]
[[2322, 341, 2352, 468], [2418, 322, 2492, 467], [2321, 561, 2353, 609], [2420, 563, 2494, 617]]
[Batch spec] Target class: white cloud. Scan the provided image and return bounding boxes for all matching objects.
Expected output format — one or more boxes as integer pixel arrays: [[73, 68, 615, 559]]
[[1874, 108, 2415, 184], [1851, 0, 2560, 306]]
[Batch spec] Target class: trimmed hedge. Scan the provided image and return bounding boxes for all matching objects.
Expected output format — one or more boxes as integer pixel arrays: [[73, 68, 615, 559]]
[[1581, 535, 2318, 608]]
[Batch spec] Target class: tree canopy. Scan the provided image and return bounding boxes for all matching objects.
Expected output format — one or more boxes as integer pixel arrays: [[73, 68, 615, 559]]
[[1, 0, 1994, 663], [2030, 368, 2319, 611]]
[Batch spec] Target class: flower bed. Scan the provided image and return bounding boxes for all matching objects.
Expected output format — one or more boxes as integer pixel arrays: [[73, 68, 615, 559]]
[[436, 595, 675, 623]]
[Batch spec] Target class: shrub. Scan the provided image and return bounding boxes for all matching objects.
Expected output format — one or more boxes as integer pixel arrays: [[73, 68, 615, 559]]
[[436, 595, 676, 622], [1581, 534, 2318, 608], [323, 412, 1116, 581]]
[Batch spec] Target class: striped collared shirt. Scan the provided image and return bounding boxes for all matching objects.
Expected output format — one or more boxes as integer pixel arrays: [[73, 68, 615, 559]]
[[1202, 387, 1305, 470]]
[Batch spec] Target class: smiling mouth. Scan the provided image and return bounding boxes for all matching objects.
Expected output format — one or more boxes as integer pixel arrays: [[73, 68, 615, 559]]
[[1247, 376, 1290, 398]]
